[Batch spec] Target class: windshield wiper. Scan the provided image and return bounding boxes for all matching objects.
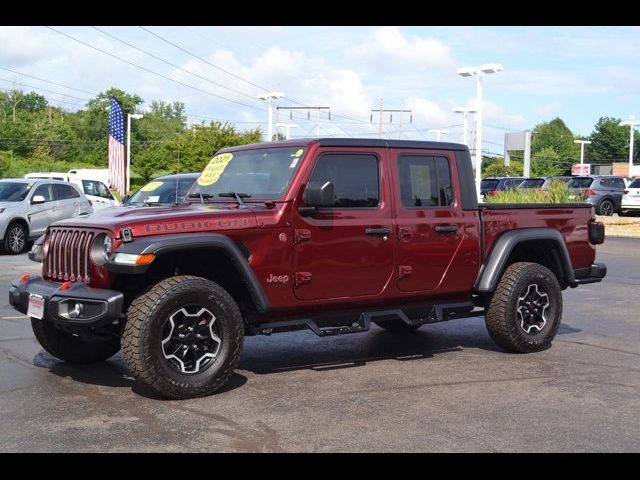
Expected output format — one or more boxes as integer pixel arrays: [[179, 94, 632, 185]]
[[187, 192, 214, 204], [218, 192, 251, 207]]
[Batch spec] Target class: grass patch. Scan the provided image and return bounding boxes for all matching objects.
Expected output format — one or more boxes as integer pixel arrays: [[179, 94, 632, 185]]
[[484, 180, 584, 204]]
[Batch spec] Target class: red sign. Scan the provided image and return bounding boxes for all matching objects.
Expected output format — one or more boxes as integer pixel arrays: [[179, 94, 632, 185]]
[[572, 164, 591, 176]]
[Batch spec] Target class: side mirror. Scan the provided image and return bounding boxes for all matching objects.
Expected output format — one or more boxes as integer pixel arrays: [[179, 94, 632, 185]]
[[121, 195, 130, 205], [31, 195, 46, 205], [300, 181, 335, 217]]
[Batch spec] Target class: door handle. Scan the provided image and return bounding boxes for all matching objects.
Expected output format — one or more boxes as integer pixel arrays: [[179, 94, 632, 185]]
[[434, 224, 458, 233], [365, 227, 391, 237]]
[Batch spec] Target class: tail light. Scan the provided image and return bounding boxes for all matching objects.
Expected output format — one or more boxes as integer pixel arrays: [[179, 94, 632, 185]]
[[583, 189, 596, 196], [488, 189, 499, 196], [589, 220, 605, 245], [624, 190, 629, 194]]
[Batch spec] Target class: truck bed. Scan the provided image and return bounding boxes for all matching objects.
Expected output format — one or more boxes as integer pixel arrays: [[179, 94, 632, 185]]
[[479, 203, 596, 271]]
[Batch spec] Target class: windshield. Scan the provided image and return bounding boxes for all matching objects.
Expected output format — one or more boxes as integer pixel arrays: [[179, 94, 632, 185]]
[[128, 177, 197, 205], [568, 178, 594, 188], [629, 178, 640, 188], [520, 179, 545, 188], [188, 146, 306, 200], [0, 182, 31, 202]]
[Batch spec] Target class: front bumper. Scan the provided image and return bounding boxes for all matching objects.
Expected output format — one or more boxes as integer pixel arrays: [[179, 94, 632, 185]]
[[9, 276, 124, 329], [573, 262, 607, 285]]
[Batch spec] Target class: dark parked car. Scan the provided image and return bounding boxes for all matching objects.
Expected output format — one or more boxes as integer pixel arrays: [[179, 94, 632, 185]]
[[124, 173, 199, 207], [517, 177, 546, 189], [541, 176, 573, 189], [567, 175, 626, 216], [480, 177, 527, 199]]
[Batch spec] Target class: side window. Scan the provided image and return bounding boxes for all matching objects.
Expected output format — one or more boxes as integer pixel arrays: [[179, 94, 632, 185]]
[[82, 180, 99, 197], [32, 184, 53, 202], [97, 182, 113, 199], [612, 178, 625, 189], [53, 184, 80, 200], [505, 179, 520, 189], [307, 154, 380, 208], [397, 155, 453, 208]]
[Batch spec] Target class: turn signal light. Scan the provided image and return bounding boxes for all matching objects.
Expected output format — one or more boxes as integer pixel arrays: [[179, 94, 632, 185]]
[[135, 254, 155, 266], [19, 273, 30, 283]]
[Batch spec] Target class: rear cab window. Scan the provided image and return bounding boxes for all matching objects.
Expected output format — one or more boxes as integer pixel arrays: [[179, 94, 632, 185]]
[[397, 155, 453, 207]]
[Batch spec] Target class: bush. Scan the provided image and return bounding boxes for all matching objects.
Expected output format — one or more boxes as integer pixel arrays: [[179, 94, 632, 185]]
[[484, 180, 583, 204]]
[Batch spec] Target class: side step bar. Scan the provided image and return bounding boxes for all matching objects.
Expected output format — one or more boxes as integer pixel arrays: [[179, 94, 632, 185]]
[[254, 302, 484, 337]]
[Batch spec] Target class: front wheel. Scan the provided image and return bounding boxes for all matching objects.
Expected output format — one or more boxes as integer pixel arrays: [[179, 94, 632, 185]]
[[122, 275, 244, 399], [485, 262, 562, 353], [4, 222, 27, 254]]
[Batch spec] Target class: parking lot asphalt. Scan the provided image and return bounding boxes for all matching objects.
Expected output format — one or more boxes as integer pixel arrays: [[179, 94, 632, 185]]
[[0, 237, 639, 452]]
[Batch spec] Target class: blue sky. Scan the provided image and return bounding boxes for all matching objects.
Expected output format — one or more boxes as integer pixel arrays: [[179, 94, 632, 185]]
[[1, 26, 639, 155]]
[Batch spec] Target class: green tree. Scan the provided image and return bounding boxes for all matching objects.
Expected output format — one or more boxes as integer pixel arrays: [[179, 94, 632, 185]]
[[531, 146, 566, 176], [484, 161, 524, 178], [589, 116, 640, 161], [531, 117, 578, 162]]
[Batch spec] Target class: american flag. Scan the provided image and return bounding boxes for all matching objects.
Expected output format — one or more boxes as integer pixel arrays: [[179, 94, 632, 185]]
[[108, 96, 126, 195]]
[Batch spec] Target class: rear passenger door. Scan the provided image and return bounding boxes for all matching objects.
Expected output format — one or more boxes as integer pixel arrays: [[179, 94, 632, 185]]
[[53, 184, 81, 219], [390, 151, 471, 294]]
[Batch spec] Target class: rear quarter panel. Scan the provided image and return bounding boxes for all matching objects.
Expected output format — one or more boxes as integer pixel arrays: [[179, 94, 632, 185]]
[[481, 205, 596, 270]]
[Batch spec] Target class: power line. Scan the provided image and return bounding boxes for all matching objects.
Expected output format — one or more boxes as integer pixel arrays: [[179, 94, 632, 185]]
[[138, 26, 270, 93], [0, 66, 98, 96], [45, 26, 264, 112], [92, 26, 262, 104], [0, 87, 85, 108], [0, 77, 91, 103]]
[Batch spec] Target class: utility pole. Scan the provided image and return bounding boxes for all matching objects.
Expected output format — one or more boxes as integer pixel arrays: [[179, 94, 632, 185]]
[[574, 139, 592, 168], [428, 129, 449, 141], [257, 92, 284, 141], [276, 106, 330, 138], [370, 101, 413, 139]]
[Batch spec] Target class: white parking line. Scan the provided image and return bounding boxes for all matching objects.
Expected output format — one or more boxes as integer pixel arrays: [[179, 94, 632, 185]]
[[1, 315, 29, 320]]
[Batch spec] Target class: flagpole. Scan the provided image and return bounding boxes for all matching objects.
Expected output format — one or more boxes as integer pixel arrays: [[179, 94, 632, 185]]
[[126, 113, 144, 194]]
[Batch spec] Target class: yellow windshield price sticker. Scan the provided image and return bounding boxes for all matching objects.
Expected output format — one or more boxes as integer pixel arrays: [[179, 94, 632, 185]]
[[140, 181, 164, 192], [293, 148, 304, 157], [197, 153, 234, 186]]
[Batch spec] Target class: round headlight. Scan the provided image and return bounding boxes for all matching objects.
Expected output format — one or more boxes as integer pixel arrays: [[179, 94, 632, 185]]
[[91, 234, 112, 265]]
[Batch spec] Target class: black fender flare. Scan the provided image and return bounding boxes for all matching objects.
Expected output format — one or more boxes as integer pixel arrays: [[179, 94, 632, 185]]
[[474, 228, 576, 293], [107, 233, 270, 313]]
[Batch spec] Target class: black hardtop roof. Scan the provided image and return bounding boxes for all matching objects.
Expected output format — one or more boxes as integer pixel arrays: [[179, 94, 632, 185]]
[[220, 137, 469, 153]]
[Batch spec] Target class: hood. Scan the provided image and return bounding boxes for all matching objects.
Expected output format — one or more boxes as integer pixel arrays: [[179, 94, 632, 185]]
[[52, 203, 260, 239], [0, 201, 20, 211]]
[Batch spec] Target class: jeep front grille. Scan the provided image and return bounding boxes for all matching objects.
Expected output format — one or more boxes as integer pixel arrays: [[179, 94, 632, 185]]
[[43, 228, 96, 283]]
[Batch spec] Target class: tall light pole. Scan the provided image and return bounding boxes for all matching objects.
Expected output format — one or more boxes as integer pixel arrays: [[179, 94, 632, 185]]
[[257, 91, 284, 141], [428, 129, 448, 141], [458, 63, 504, 199], [573, 139, 592, 169], [126, 113, 143, 194], [619, 116, 640, 176], [275, 122, 299, 140], [452, 106, 477, 146]]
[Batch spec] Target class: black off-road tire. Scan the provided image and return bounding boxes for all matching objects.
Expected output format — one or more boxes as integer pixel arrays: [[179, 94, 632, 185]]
[[31, 319, 120, 364], [374, 318, 421, 332], [122, 275, 243, 400], [596, 199, 614, 216], [4, 222, 27, 254], [485, 262, 562, 353]]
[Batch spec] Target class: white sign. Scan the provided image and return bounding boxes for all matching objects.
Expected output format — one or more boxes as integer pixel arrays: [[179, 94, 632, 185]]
[[572, 164, 591, 176]]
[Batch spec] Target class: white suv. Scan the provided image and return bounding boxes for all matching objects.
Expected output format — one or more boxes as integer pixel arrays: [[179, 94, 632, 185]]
[[621, 178, 640, 216], [24, 171, 120, 211], [0, 179, 93, 254]]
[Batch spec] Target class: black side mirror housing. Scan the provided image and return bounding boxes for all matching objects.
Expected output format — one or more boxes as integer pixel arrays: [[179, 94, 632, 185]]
[[303, 181, 335, 207]]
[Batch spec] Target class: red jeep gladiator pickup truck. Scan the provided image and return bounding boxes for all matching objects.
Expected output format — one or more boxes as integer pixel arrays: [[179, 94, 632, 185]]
[[10, 139, 607, 399]]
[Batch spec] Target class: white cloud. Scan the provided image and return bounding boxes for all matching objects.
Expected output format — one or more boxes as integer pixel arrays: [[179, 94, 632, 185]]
[[0, 26, 53, 66], [351, 26, 454, 71]]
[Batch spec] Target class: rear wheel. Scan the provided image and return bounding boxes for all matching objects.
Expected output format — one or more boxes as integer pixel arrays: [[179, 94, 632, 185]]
[[485, 262, 562, 353], [597, 199, 614, 216], [31, 319, 120, 364], [122, 275, 243, 399], [4, 222, 27, 254]]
